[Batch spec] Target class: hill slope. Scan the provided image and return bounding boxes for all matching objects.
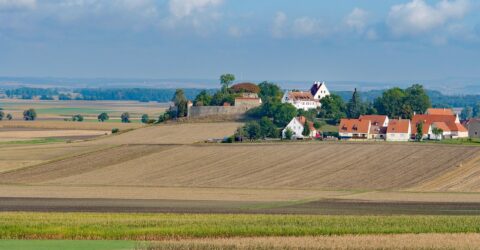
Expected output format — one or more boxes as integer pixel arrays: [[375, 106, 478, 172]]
[[1, 143, 478, 191]]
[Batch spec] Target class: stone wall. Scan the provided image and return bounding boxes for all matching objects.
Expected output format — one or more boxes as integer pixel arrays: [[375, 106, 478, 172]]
[[188, 106, 251, 119]]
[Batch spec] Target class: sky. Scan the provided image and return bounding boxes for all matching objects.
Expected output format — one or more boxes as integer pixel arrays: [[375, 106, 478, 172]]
[[1, 0, 480, 85]]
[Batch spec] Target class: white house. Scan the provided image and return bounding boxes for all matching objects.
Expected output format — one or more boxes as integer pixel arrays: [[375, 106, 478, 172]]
[[281, 81, 330, 111], [359, 115, 389, 140], [386, 119, 411, 142], [282, 116, 317, 139]]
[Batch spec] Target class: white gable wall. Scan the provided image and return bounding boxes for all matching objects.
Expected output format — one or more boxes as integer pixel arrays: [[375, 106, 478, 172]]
[[312, 82, 330, 100], [282, 118, 304, 139]]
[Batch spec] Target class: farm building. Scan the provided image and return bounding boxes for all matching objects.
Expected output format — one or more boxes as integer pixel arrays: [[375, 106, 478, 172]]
[[282, 116, 318, 139], [359, 115, 389, 140], [412, 111, 468, 140], [466, 119, 480, 138], [338, 118, 371, 140], [281, 81, 330, 110], [386, 119, 411, 142]]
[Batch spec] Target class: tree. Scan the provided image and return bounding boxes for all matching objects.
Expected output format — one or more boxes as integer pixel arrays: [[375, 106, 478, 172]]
[[416, 121, 424, 142], [6, 114, 12, 120], [374, 84, 431, 119], [72, 114, 84, 122], [404, 84, 431, 115], [461, 106, 473, 120], [172, 89, 188, 117], [259, 116, 277, 138], [432, 127, 443, 140], [121, 112, 130, 123], [297, 109, 318, 122], [98, 112, 109, 122], [473, 103, 480, 118], [58, 93, 72, 100], [319, 94, 346, 124], [284, 128, 293, 140], [258, 81, 283, 103], [346, 88, 365, 118], [194, 90, 212, 106], [0, 110, 4, 121], [374, 87, 406, 118], [23, 109, 37, 121], [220, 73, 235, 92], [272, 103, 298, 127], [141, 114, 149, 124], [302, 121, 311, 137], [245, 121, 261, 140], [234, 127, 246, 142]]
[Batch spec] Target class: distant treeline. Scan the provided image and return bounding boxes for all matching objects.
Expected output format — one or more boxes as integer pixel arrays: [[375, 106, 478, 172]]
[[3, 87, 480, 107], [5, 87, 59, 99], [73, 88, 216, 102], [334, 90, 480, 108], [3, 87, 216, 102]]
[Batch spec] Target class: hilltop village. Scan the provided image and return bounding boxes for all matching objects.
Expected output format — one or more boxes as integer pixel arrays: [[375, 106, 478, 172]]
[[164, 76, 476, 143]]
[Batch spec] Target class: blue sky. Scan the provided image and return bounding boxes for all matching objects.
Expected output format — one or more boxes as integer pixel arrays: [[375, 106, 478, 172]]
[[0, 0, 480, 84]]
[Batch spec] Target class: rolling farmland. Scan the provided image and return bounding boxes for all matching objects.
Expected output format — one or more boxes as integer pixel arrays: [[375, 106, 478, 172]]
[[1, 143, 478, 192]]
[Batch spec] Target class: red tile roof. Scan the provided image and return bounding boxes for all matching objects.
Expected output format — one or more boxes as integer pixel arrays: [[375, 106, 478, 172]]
[[288, 91, 314, 101], [359, 115, 388, 135], [339, 119, 370, 134], [432, 122, 451, 132], [412, 114, 467, 134], [359, 115, 388, 126], [387, 119, 411, 134], [426, 108, 455, 116]]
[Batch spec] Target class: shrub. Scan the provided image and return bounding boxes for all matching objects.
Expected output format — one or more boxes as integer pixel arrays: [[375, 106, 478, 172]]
[[98, 112, 109, 122], [121, 112, 130, 123], [72, 114, 84, 122], [23, 108, 37, 121], [141, 114, 149, 124]]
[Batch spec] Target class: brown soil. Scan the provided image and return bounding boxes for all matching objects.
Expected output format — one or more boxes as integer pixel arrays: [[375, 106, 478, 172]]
[[1, 143, 476, 191]]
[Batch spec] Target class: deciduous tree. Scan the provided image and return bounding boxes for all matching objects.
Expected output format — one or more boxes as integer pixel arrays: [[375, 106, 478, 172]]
[[98, 112, 109, 122]]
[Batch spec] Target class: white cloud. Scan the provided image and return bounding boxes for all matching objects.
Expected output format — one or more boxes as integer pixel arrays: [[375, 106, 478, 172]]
[[345, 8, 369, 33], [387, 0, 470, 37], [293, 17, 323, 36], [0, 0, 36, 11], [228, 26, 245, 38], [272, 11, 287, 38], [169, 0, 223, 19]]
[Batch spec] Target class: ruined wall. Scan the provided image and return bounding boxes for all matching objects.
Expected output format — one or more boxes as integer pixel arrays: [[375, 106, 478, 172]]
[[188, 106, 250, 119]]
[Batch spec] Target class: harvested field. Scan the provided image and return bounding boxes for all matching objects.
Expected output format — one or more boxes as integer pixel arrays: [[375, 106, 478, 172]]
[[92, 122, 242, 145], [0, 143, 109, 173], [1, 143, 477, 191], [0, 120, 142, 130], [0, 99, 167, 121], [146, 234, 480, 250], [0, 129, 108, 141]]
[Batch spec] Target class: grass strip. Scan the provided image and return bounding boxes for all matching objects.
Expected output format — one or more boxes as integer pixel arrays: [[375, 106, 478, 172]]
[[1, 212, 480, 240], [0, 240, 136, 250]]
